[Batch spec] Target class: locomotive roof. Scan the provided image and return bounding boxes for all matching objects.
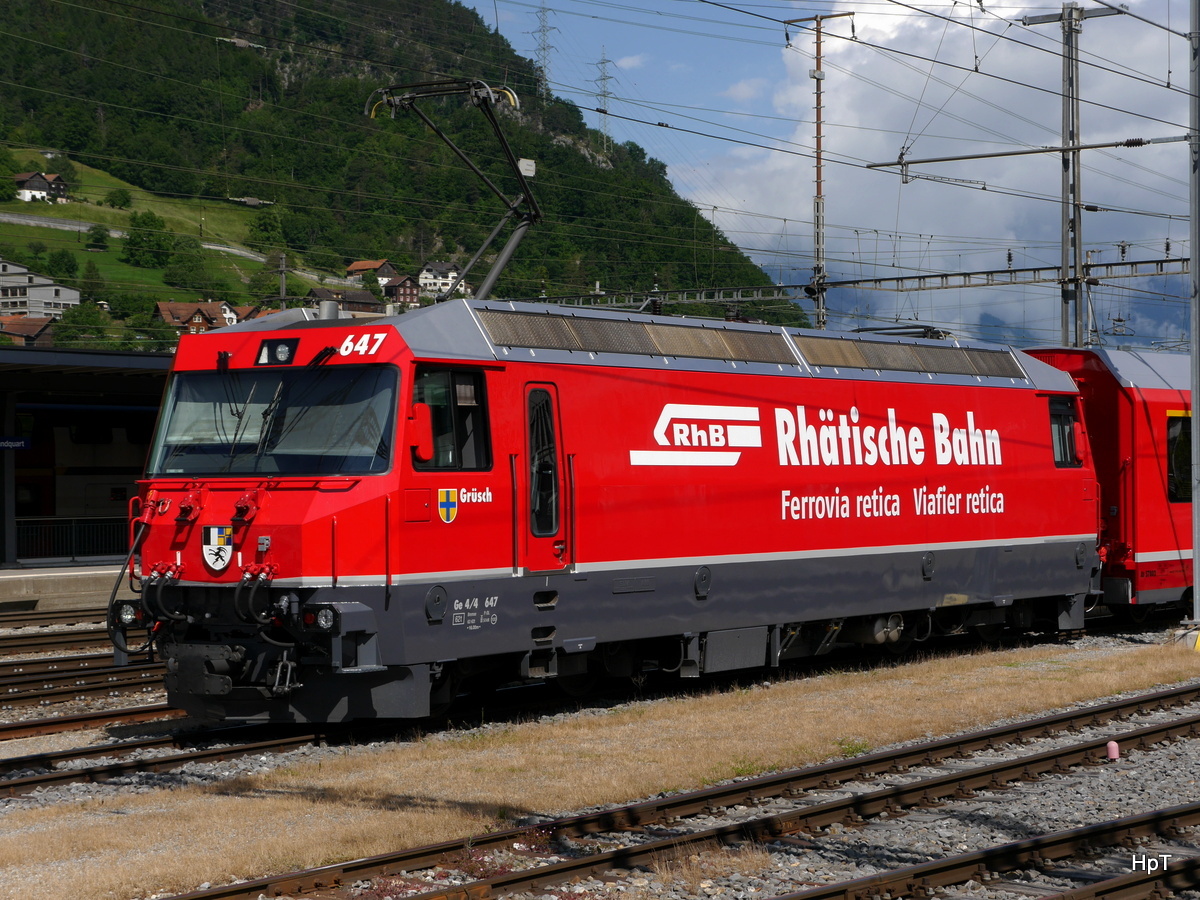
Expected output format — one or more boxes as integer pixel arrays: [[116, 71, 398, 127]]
[[1077, 346, 1189, 392], [388, 299, 1077, 392], [222, 300, 1075, 392]]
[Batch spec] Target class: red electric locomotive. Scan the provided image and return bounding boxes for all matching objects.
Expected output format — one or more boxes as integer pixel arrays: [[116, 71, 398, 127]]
[[109, 301, 1103, 722], [1026, 347, 1192, 620]]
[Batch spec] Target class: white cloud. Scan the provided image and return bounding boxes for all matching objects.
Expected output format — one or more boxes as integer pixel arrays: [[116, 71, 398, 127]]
[[720, 78, 768, 104], [675, 1, 1191, 343], [616, 54, 647, 70]]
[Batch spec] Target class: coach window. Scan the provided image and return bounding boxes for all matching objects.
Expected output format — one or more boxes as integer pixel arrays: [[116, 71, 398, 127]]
[[528, 389, 558, 536], [411, 368, 492, 470], [1049, 396, 1081, 468], [1167, 413, 1191, 502]]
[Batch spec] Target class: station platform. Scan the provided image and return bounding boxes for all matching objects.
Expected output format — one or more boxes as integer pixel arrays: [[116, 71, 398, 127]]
[[0, 563, 136, 611]]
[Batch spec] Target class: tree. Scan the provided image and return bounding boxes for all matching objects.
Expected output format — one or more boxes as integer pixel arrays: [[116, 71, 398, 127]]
[[54, 302, 122, 349], [124, 312, 178, 351], [305, 245, 342, 274], [26, 241, 47, 262], [246, 206, 284, 252], [106, 291, 155, 320], [247, 251, 285, 300], [163, 235, 233, 300], [79, 259, 105, 302], [104, 188, 132, 209], [45, 249, 78, 280], [361, 269, 383, 300], [121, 210, 172, 267], [0, 147, 16, 203], [85, 223, 109, 251]]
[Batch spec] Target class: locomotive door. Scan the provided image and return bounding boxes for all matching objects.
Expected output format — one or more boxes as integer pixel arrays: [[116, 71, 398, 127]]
[[523, 384, 571, 572]]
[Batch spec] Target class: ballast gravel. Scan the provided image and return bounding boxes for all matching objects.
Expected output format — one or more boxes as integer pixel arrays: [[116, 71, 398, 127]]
[[361, 628, 1200, 900], [3, 626, 1200, 900], [397, 739, 1200, 900]]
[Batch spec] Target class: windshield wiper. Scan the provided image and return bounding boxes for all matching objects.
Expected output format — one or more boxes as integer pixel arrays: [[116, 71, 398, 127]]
[[255, 381, 285, 459]]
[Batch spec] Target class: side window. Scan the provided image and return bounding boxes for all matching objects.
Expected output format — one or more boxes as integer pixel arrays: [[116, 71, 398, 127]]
[[1168, 413, 1192, 503], [528, 388, 558, 536], [1049, 396, 1080, 468], [411, 368, 491, 470]]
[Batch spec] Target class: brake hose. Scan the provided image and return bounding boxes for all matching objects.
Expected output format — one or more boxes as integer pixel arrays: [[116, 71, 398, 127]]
[[106, 520, 153, 656]]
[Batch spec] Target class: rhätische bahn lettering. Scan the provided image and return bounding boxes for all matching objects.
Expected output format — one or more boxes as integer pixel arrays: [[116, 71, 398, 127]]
[[774, 405, 1006, 521]]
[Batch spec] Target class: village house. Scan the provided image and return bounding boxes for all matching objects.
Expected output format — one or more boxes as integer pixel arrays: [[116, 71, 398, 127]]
[[153, 300, 259, 335], [0, 315, 54, 347], [12, 172, 69, 202], [381, 275, 420, 309], [418, 260, 467, 297], [0, 258, 81, 318], [345, 259, 398, 283]]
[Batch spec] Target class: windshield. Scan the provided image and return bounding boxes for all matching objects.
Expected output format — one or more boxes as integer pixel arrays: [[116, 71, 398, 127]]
[[147, 365, 398, 476]]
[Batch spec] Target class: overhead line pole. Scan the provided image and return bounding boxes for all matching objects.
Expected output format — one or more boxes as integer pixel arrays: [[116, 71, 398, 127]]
[[786, 12, 853, 330], [1190, 0, 1199, 626], [1023, 3, 1122, 347]]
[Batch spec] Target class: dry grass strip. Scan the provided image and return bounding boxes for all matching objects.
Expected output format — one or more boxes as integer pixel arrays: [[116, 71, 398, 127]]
[[0, 641, 1196, 900]]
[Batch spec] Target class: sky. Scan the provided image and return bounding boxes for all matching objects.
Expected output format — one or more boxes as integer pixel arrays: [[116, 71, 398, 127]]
[[462, 0, 1192, 348]]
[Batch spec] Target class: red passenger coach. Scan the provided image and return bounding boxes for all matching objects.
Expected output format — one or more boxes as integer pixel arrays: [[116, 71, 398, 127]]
[[112, 301, 1102, 723], [1026, 347, 1192, 619]]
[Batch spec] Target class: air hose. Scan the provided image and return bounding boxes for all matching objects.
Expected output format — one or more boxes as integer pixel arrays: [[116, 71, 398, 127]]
[[106, 520, 153, 656]]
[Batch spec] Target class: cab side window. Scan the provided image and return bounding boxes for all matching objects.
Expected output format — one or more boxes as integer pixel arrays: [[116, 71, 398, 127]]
[[412, 368, 492, 470], [527, 388, 558, 536], [1167, 414, 1191, 502], [1049, 396, 1081, 468]]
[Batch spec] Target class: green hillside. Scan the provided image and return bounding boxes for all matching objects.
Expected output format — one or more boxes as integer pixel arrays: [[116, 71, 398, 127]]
[[0, 0, 803, 326]]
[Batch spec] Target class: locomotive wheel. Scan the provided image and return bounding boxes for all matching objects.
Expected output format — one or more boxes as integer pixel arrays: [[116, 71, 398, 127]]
[[556, 672, 598, 699], [971, 622, 1006, 644], [1113, 604, 1152, 626], [882, 633, 915, 657]]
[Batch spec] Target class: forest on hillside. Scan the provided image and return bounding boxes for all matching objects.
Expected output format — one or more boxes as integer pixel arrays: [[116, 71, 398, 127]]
[[0, 0, 805, 325]]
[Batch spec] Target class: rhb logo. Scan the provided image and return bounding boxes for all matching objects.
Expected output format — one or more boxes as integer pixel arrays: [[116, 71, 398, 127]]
[[629, 404, 762, 467]]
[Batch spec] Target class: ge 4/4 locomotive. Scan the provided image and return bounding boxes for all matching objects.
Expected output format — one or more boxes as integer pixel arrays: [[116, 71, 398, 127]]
[[109, 299, 1126, 723]]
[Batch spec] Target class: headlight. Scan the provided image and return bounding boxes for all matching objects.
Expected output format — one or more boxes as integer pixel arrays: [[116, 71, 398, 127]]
[[117, 603, 140, 626], [315, 608, 336, 630]]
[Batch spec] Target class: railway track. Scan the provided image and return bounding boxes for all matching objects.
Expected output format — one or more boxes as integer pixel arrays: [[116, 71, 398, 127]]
[[0, 627, 115, 656], [0, 606, 107, 629], [0, 652, 149, 678], [0, 728, 321, 796], [0, 704, 184, 741], [769, 808, 1200, 900], [127, 682, 1200, 900], [0, 661, 165, 709]]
